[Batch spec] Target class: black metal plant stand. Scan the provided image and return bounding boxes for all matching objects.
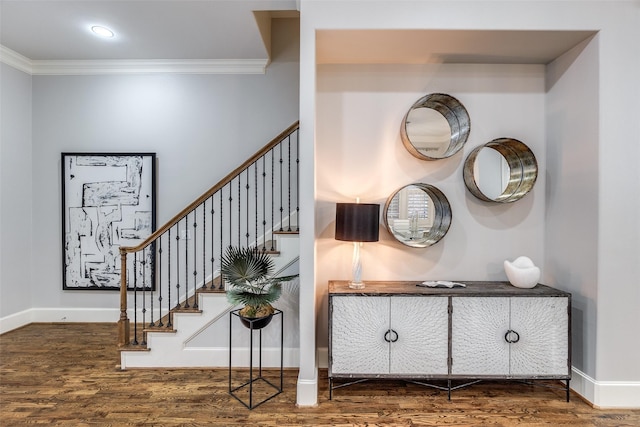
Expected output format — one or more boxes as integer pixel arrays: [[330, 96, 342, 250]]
[[228, 308, 283, 409]]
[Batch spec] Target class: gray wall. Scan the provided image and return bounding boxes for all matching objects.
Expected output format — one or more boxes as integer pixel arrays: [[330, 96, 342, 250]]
[[0, 63, 33, 319], [0, 18, 299, 321]]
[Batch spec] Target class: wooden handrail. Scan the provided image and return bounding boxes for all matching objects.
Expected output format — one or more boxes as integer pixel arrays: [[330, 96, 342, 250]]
[[117, 121, 299, 347], [119, 121, 299, 255]]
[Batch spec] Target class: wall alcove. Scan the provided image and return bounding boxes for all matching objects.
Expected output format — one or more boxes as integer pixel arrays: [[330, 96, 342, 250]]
[[307, 10, 638, 408]]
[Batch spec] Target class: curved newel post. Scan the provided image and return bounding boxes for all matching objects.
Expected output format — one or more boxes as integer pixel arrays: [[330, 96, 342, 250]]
[[118, 249, 130, 347]]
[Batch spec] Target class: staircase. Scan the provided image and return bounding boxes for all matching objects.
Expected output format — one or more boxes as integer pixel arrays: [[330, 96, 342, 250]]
[[117, 122, 300, 369]]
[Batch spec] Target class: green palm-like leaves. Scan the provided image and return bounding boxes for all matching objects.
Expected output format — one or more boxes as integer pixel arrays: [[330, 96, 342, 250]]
[[221, 246, 298, 312]]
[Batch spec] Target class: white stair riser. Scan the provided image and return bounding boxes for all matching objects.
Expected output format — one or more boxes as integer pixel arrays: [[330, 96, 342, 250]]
[[120, 232, 299, 369], [121, 347, 300, 369]]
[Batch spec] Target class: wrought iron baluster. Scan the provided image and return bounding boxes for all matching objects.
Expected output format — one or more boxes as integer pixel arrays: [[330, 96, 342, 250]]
[[237, 175, 242, 246], [175, 228, 181, 310], [183, 214, 190, 309], [220, 188, 224, 289], [287, 134, 292, 232], [167, 229, 172, 327], [262, 156, 266, 251], [254, 161, 258, 249], [141, 248, 147, 346], [271, 148, 275, 251], [202, 199, 207, 290], [132, 252, 139, 345], [229, 181, 233, 247], [279, 143, 284, 231], [245, 168, 250, 247], [148, 244, 155, 328], [157, 236, 164, 327], [296, 130, 300, 231], [192, 211, 198, 309], [210, 195, 215, 290]]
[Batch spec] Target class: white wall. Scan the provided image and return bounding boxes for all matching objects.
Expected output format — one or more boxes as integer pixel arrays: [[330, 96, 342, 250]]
[[0, 63, 32, 323], [299, 0, 640, 408], [592, 3, 640, 404], [545, 36, 600, 381]]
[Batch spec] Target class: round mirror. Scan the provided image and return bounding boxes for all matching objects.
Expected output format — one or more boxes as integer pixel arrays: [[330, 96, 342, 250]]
[[401, 93, 470, 160], [463, 138, 538, 203], [383, 183, 452, 248]]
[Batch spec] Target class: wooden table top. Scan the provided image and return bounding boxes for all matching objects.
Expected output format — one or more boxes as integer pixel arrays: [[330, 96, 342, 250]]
[[328, 280, 570, 298]]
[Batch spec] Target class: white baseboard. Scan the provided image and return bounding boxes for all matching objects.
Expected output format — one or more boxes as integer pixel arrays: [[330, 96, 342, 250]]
[[317, 346, 328, 369], [296, 366, 319, 407], [0, 308, 120, 334], [0, 309, 33, 334], [571, 367, 640, 408]]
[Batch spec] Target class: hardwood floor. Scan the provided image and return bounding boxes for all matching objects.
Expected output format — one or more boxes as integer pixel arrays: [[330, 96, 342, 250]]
[[1, 323, 639, 426]]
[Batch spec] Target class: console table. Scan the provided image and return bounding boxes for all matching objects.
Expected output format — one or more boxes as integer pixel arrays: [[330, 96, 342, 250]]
[[328, 280, 571, 400]]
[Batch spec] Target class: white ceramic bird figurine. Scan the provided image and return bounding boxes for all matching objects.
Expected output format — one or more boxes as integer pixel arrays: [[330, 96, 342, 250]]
[[504, 256, 540, 288]]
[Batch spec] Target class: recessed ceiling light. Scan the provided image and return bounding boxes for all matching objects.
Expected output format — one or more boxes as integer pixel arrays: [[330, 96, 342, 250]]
[[91, 26, 114, 38]]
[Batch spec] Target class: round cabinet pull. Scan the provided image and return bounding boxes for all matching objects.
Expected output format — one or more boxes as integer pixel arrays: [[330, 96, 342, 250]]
[[384, 330, 400, 343], [504, 329, 520, 343]]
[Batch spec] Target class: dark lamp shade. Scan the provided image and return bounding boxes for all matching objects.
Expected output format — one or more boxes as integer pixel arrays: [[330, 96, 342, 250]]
[[335, 203, 380, 242]]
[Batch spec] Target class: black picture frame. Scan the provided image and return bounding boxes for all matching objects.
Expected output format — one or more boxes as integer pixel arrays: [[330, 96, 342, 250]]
[[61, 152, 156, 290]]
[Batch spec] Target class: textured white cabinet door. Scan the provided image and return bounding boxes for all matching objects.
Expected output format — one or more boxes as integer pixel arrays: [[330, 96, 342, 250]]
[[390, 297, 449, 375], [330, 296, 390, 375], [510, 297, 569, 376], [451, 297, 510, 375]]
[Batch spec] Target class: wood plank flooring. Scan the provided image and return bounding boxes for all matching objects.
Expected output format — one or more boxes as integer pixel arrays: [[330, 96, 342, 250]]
[[1, 323, 639, 426]]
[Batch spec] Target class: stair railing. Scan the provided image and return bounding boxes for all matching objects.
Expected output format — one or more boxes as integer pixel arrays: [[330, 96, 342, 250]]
[[118, 122, 299, 347]]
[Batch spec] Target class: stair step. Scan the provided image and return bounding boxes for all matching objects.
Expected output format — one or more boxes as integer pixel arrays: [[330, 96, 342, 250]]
[[143, 326, 176, 334], [203, 276, 225, 291], [118, 344, 150, 352], [172, 307, 202, 314], [260, 231, 298, 254], [273, 229, 299, 235], [198, 287, 225, 293]]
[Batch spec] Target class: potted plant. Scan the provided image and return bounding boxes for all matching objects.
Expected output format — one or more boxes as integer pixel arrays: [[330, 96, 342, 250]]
[[220, 245, 298, 329]]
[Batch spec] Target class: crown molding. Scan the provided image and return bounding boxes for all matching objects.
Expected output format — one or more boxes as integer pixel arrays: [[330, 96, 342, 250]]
[[0, 45, 268, 75], [0, 45, 33, 74], [30, 59, 268, 75]]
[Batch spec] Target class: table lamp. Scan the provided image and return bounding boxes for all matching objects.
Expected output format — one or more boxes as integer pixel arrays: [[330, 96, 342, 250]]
[[335, 202, 380, 289]]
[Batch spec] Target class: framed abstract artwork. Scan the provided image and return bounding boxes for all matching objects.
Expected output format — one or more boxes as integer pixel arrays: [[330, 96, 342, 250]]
[[61, 153, 156, 290]]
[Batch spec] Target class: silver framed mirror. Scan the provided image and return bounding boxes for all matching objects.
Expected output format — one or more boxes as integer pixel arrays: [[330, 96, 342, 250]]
[[463, 138, 538, 203], [401, 93, 471, 160], [383, 183, 452, 248]]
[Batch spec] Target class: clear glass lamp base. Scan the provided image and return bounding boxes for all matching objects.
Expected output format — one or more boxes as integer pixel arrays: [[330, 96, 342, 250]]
[[348, 281, 365, 289]]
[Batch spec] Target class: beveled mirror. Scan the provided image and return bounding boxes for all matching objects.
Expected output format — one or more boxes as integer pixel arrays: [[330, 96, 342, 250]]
[[401, 93, 470, 160], [383, 183, 452, 248], [463, 138, 538, 203]]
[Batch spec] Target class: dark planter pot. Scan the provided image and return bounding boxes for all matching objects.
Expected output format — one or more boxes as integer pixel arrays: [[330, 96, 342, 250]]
[[239, 313, 273, 330]]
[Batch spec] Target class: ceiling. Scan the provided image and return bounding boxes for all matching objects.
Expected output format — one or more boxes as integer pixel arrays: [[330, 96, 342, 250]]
[[0, 0, 299, 74], [316, 30, 596, 65], [0, 1, 596, 74]]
